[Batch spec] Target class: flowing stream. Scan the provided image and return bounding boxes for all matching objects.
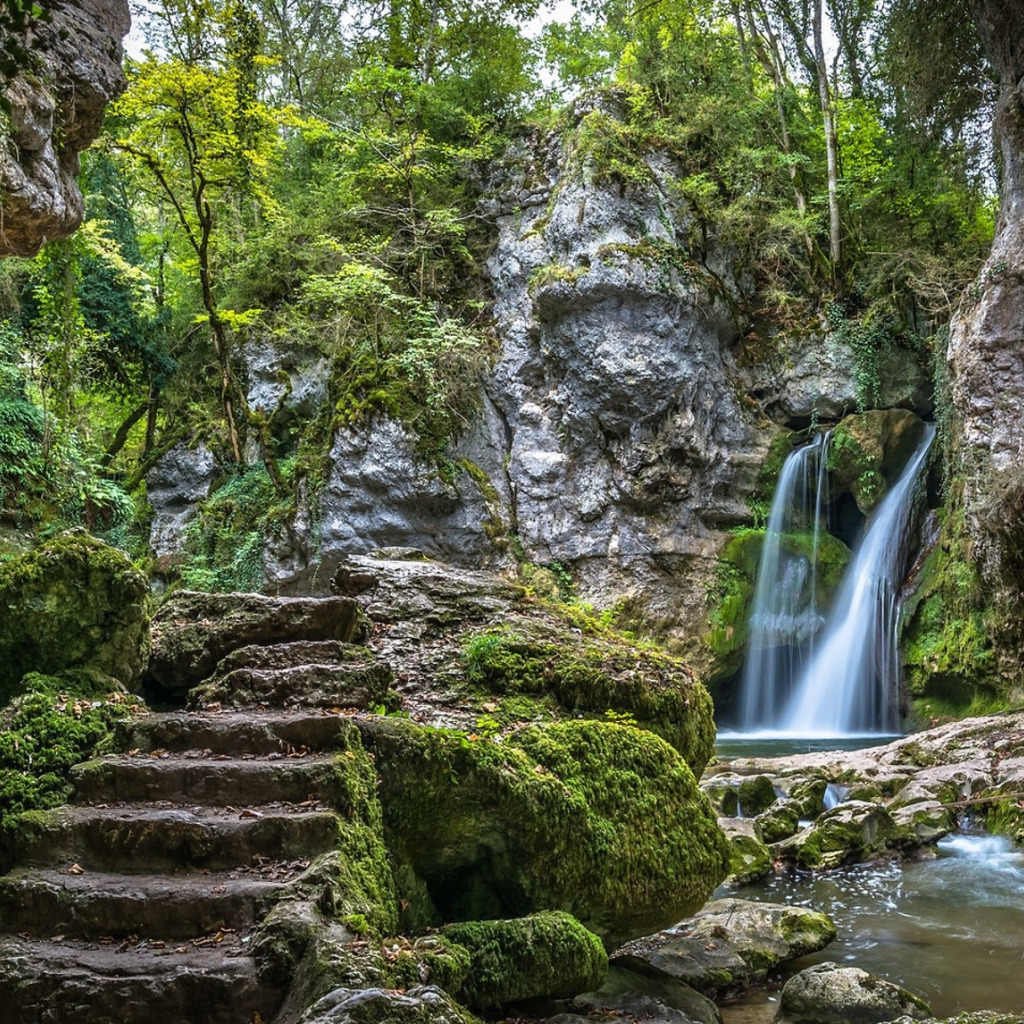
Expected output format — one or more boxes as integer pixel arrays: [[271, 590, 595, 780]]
[[718, 831, 1024, 1021]]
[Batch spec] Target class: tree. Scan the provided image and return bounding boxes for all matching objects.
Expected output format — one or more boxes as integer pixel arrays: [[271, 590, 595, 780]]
[[114, 1, 284, 468]]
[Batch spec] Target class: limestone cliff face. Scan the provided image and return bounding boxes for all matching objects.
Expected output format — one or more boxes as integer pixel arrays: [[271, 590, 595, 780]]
[[150, 96, 930, 639], [948, 3, 1024, 591], [0, 0, 129, 257]]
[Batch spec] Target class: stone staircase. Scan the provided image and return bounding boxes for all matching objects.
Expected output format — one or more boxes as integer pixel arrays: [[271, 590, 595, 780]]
[[0, 627, 391, 1024]]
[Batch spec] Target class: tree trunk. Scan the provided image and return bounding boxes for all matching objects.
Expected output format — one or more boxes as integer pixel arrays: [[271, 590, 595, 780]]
[[813, 0, 843, 287]]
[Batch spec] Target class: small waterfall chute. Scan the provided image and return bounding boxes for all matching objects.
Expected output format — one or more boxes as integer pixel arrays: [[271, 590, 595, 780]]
[[736, 433, 830, 730]]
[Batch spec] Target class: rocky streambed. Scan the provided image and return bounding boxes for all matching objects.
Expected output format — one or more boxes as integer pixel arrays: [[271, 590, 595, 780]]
[[700, 719, 1024, 1023]]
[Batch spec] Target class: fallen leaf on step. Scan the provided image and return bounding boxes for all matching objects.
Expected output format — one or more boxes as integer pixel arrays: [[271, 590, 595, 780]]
[[240, 809, 261, 819], [67, 863, 85, 875]]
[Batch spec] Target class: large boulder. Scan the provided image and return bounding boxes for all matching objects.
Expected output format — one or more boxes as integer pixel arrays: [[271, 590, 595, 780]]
[[362, 717, 729, 947], [781, 962, 931, 1024], [0, 533, 149, 699]]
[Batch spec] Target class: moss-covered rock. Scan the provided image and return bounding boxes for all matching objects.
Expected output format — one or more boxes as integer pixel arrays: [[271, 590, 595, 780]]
[[776, 801, 899, 870], [738, 774, 778, 816], [755, 799, 801, 844], [362, 717, 729, 947], [827, 409, 926, 515], [719, 819, 772, 885], [440, 912, 607, 1009], [901, 508, 1003, 718], [461, 620, 715, 773], [0, 533, 149, 700]]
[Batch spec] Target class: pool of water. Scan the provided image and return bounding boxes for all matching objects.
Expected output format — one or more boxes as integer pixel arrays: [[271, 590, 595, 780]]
[[718, 833, 1024, 1020], [714, 733, 900, 760]]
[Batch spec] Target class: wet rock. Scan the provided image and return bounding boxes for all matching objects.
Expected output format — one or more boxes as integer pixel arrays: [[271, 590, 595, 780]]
[[440, 912, 607, 1010], [780, 962, 932, 1024], [755, 799, 801, 843], [701, 778, 740, 817], [572, 964, 721, 1024], [145, 591, 366, 698], [611, 898, 835, 998], [774, 801, 899, 870], [0, 532, 149, 698], [783, 777, 828, 818], [738, 775, 778, 816], [828, 410, 928, 514], [300, 985, 479, 1024], [718, 818, 772, 885], [889, 800, 957, 844]]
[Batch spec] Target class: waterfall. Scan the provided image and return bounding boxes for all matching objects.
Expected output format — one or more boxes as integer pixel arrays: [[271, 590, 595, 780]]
[[737, 434, 830, 730], [779, 424, 935, 736]]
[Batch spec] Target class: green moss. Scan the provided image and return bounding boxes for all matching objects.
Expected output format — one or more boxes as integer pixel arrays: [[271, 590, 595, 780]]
[[748, 430, 797, 527], [386, 937, 473, 993], [0, 678, 140, 836], [323, 725, 400, 936], [705, 527, 850, 685], [726, 831, 771, 884], [0, 532, 149, 700], [827, 410, 925, 514], [180, 463, 296, 592], [365, 717, 729, 947], [902, 508, 1001, 715], [738, 775, 777, 816], [460, 622, 715, 774], [440, 911, 607, 1010]]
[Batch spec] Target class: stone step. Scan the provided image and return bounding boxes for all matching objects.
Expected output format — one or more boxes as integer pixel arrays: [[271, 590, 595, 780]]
[[186, 646, 394, 711], [0, 936, 281, 1024], [0, 867, 298, 939], [73, 753, 350, 807], [14, 805, 340, 873], [115, 710, 359, 756]]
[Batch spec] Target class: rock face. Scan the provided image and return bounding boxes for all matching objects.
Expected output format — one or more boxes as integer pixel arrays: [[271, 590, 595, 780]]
[[146, 93, 930, 640], [945, 4, 1024, 663], [0, 0, 130, 256]]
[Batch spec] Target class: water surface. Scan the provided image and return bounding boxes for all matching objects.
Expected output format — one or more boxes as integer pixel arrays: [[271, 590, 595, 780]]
[[718, 833, 1024, 1020]]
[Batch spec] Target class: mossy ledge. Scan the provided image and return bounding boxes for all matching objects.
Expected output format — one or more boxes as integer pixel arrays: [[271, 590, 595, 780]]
[[460, 618, 716, 774], [440, 912, 607, 1010]]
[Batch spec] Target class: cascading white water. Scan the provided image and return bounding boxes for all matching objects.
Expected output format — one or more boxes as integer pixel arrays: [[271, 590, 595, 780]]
[[779, 424, 935, 736], [737, 434, 830, 730]]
